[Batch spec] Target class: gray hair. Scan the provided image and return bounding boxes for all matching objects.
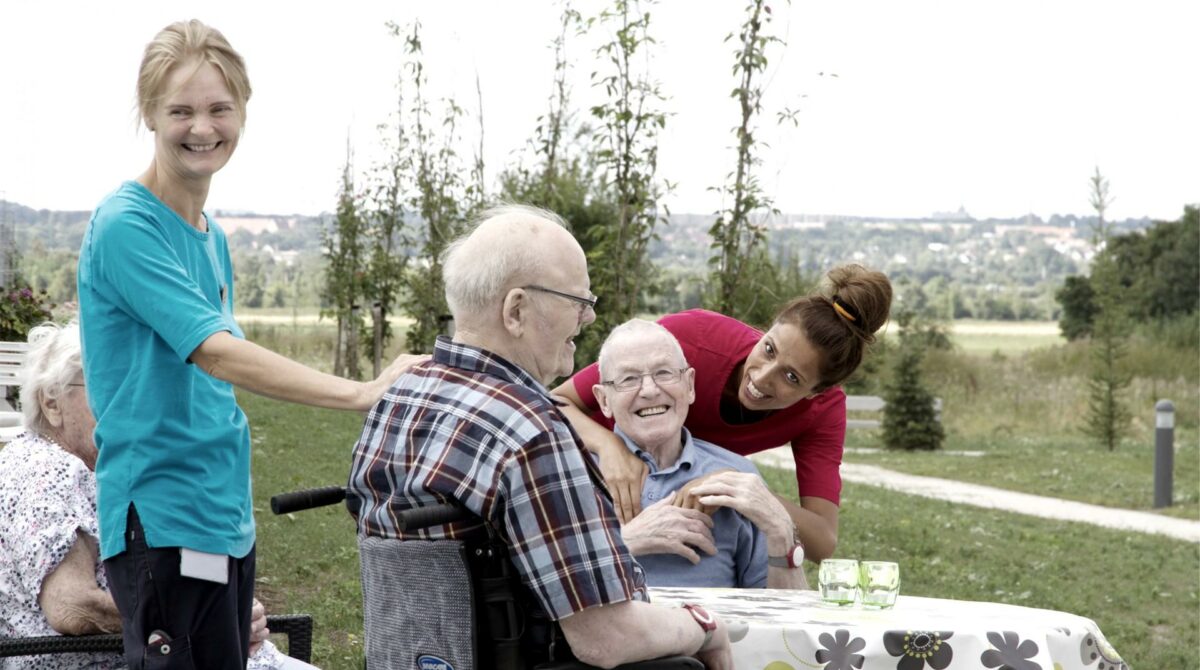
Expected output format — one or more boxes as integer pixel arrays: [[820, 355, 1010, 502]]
[[19, 322, 82, 435], [597, 319, 688, 380], [442, 203, 568, 320]]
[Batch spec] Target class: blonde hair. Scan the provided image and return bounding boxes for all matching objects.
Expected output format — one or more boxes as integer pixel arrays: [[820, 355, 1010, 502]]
[[137, 19, 251, 128]]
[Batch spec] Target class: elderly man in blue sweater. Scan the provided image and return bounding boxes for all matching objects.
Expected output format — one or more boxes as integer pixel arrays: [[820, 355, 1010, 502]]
[[593, 319, 809, 589]]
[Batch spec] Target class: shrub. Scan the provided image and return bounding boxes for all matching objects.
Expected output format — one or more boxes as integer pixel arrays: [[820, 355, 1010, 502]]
[[882, 312, 945, 451], [0, 283, 55, 341]]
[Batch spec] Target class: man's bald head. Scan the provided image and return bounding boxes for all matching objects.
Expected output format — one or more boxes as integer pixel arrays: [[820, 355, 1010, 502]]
[[443, 204, 579, 327]]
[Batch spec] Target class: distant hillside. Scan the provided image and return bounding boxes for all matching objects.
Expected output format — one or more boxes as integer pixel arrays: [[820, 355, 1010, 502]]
[[5, 197, 1169, 320]]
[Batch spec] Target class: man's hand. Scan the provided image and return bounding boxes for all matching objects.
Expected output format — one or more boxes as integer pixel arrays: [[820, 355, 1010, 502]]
[[598, 439, 650, 523], [688, 471, 794, 551], [248, 598, 269, 655], [672, 469, 736, 516], [621, 493, 716, 563]]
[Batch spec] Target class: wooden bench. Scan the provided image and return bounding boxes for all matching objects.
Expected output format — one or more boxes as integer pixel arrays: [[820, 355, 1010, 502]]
[[0, 341, 29, 441], [845, 394, 942, 430]]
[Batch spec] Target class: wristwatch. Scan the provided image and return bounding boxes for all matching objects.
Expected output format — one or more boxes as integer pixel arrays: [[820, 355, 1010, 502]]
[[768, 542, 805, 569], [681, 603, 716, 649]]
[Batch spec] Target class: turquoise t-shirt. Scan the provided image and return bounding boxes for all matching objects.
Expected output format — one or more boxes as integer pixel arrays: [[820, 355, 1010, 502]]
[[78, 181, 254, 560]]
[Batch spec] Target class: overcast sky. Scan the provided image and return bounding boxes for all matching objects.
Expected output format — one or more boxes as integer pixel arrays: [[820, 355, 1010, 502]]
[[1, 0, 1196, 222]]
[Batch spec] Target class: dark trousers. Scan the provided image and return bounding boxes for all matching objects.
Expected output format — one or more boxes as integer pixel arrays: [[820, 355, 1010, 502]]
[[104, 505, 255, 669]]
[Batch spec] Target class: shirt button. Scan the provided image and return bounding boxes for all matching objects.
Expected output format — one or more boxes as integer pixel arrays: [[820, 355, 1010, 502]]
[[647, 493, 656, 500]]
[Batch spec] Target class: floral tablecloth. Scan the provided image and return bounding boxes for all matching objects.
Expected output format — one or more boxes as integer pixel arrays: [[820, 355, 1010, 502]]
[[649, 586, 1129, 670]]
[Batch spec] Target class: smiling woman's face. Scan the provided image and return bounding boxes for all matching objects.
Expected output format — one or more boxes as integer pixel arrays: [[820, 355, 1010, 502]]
[[147, 59, 242, 183], [737, 321, 823, 411]]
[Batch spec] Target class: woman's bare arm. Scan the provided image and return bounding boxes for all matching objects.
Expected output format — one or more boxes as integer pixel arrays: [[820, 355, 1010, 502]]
[[39, 532, 121, 635], [552, 381, 647, 523]]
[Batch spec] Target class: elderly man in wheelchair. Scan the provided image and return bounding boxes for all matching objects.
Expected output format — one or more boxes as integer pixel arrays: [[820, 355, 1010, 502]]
[[344, 205, 733, 670]]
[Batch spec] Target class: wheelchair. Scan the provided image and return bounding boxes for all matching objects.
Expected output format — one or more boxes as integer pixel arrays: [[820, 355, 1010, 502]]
[[271, 486, 704, 670], [0, 615, 314, 662]]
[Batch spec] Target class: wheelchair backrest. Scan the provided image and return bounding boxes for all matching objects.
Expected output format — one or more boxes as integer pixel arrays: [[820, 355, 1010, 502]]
[[360, 536, 479, 670]]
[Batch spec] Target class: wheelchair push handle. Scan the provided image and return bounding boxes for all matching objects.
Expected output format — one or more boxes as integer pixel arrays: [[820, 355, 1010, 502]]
[[270, 486, 347, 515], [396, 503, 476, 531]]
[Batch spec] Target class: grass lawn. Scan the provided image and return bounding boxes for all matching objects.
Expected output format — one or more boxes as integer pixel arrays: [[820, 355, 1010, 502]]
[[843, 431, 1200, 520], [242, 392, 1200, 670]]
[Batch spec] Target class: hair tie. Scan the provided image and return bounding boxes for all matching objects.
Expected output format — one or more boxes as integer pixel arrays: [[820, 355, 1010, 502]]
[[831, 296, 862, 325]]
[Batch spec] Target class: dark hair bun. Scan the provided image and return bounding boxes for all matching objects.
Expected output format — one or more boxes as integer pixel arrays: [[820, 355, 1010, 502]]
[[823, 264, 892, 335]]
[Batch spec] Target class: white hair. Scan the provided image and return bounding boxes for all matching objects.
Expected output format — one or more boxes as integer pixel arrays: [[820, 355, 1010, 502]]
[[19, 321, 82, 434], [442, 203, 568, 320], [597, 319, 688, 380]]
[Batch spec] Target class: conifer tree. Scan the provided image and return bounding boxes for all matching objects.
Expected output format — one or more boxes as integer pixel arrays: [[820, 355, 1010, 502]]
[[882, 311, 944, 451], [1083, 167, 1131, 450]]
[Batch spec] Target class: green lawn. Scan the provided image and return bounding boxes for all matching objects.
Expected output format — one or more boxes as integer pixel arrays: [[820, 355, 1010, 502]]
[[241, 391, 1200, 670], [843, 431, 1200, 520]]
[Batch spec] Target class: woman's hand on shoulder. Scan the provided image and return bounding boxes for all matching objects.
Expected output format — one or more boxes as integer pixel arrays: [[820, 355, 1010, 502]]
[[360, 353, 430, 409], [600, 439, 650, 524]]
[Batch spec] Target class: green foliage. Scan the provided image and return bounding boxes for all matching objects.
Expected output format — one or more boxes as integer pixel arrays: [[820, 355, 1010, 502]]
[[320, 146, 369, 378], [387, 21, 471, 354], [882, 311, 945, 451], [707, 0, 785, 321], [359, 59, 414, 371], [1054, 275, 1096, 340], [1083, 168, 1131, 451], [582, 0, 669, 361], [0, 282, 55, 341], [1055, 204, 1199, 340]]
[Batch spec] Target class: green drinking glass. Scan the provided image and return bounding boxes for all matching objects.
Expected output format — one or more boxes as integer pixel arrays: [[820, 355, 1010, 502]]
[[859, 561, 901, 609], [818, 559, 860, 606]]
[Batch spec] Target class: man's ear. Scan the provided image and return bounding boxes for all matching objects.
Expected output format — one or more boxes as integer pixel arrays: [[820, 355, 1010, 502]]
[[684, 367, 697, 406], [39, 390, 64, 428], [593, 384, 614, 418], [500, 288, 527, 337]]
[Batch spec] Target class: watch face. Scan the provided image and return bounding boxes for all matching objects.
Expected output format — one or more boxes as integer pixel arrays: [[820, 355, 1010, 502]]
[[789, 544, 804, 568]]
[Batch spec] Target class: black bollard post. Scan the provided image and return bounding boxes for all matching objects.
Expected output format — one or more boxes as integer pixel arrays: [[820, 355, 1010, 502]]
[[1153, 399, 1175, 508]]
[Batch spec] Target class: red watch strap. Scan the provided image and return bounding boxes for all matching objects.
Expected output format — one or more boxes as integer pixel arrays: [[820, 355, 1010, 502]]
[[682, 603, 716, 649]]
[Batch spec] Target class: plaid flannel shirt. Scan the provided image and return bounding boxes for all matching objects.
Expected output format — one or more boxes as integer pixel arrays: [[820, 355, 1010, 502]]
[[348, 336, 647, 620]]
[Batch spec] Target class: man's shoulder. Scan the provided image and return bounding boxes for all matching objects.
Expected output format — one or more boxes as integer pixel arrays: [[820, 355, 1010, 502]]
[[399, 361, 566, 437], [690, 436, 759, 474]]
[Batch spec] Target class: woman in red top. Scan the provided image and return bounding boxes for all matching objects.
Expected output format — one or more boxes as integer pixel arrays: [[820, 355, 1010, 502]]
[[554, 265, 892, 561]]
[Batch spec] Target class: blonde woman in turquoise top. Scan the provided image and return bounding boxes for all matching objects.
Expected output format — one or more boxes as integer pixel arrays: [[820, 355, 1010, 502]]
[[78, 20, 421, 669]]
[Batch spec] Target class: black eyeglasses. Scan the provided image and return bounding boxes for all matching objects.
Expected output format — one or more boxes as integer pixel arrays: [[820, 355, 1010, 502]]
[[523, 285, 598, 311]]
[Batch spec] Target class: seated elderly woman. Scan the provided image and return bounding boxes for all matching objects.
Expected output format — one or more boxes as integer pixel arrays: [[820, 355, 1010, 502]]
[[0, 322, 289, 669], [592, 319, 809, 589]]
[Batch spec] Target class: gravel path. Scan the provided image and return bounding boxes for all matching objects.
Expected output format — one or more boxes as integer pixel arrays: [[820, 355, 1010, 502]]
[[751, 448, 1200, 543]]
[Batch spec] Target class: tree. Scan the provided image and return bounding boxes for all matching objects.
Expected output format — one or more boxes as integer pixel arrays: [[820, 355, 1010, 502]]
[[1083, 167, 1131, 451], [1055, 205, 1198, 341], [1055, 275, 1096, 340], [582, 0, 669, 361], [320, 142, 368, 379], [386, 21, 471, 354], [708, 0, 785, 322], [881, 310, 945, 451], [499, 6, 621, 362], [360, 60, 414, 371]]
